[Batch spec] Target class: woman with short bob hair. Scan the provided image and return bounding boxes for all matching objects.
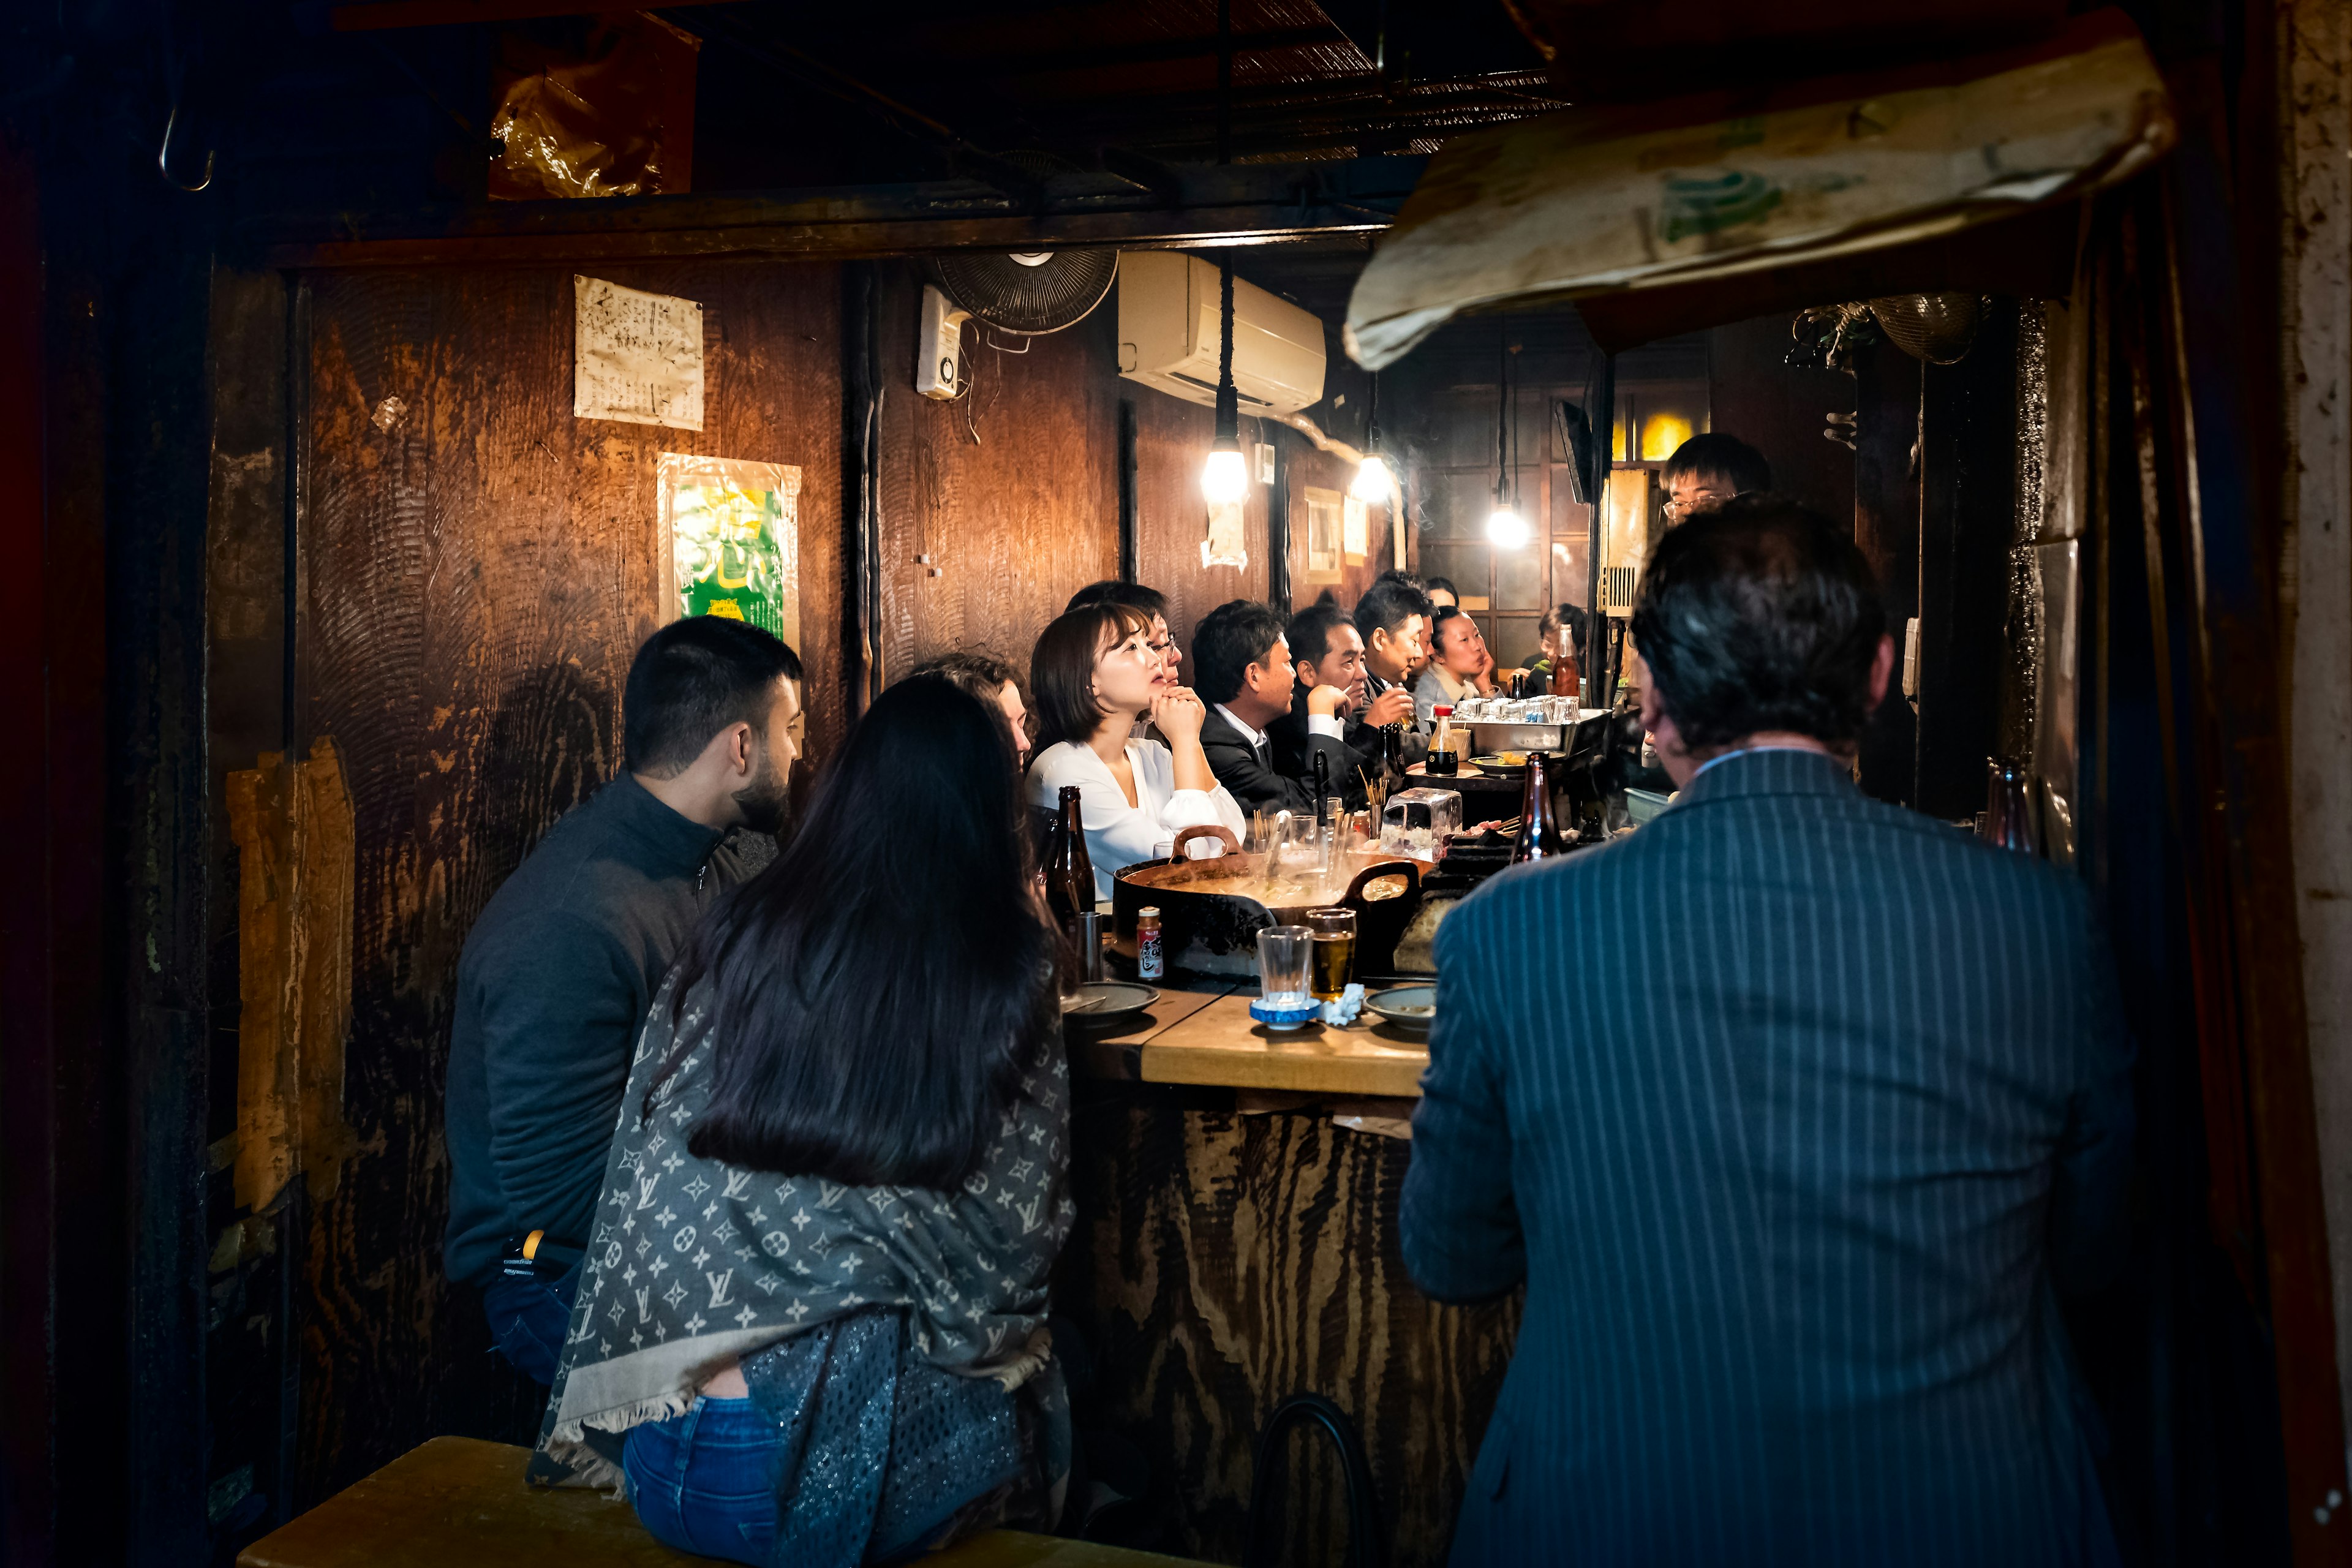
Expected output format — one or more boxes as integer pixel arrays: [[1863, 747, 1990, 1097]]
[[1027, 601, 1244, 900], [533, 674, 1072, 1566]]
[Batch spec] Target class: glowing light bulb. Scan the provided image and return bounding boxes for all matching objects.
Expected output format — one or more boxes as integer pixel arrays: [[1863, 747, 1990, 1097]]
[[1201, 445, 1251, 505], [1350, 453, 1393, 502], [1486, 507, 1529, 548]]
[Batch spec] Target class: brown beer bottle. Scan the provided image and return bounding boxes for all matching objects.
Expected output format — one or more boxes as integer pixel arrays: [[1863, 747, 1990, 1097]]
[[1510, 752, 1566, 864], [1044, 785, 1096, 933]]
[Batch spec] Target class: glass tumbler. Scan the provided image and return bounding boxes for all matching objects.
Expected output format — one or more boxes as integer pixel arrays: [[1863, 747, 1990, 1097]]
[[1306, 907, 1357, 1000], [1256, 926, 1313, 1008]]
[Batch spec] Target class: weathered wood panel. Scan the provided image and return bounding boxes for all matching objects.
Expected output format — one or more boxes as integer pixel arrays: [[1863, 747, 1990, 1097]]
[[1062, 1086, 1519, 1567], [293, 261, 842, 1501], [870, 262, 1121, 680]]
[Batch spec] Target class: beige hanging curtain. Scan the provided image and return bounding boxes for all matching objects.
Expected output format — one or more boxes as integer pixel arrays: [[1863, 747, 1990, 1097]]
[[1344, 11, 2174, 369]]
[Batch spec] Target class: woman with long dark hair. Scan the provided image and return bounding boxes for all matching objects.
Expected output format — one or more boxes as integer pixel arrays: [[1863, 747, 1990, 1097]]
[[532, 675, 1072, 1567], [1025, 601, 1244, 900]]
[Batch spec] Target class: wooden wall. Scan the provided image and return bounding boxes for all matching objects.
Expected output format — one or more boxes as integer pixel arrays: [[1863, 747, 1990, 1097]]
[[290, 260, 843, 1496]]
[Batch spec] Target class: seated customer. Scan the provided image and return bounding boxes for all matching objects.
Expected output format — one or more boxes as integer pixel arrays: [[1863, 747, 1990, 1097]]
[[535, 676, 1071, 1565], [1353, 573, 1434, 750], [905, 648, 1032, 766], [1404, 496, 2133, 1565], [1192, 598, 1349, 816], [1522, 603, 1585, 699], [1661, 431, 1771, 522], [443, 616, 799, 1385], [1269, 602, 1417, 802], [1066, 578, 1180, 690], [1027, 601, 1243, 899], [1412, 605, 1496, 727], [1423, 575, 1461, 611]]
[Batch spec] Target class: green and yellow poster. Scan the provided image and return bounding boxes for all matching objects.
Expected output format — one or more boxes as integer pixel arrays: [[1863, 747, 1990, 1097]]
[[658, 452, 801, 650]]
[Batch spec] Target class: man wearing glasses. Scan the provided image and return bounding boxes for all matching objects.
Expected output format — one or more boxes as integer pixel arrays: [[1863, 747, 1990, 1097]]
[[1660, 433, 1772, 524]]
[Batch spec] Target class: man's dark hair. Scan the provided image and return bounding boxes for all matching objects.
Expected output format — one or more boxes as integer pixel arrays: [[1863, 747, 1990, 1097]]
[[1630, 492, 1886, 750], [1662, 433, 1772, 496], [1065, 579, 1169, 622], [623, 617, 804, 777], [1353, 574, 1432, 646], [1372, 568, 1425, 594], [1030, 601, 1153, 750], [1192, 599, 1286, 706], [647, 674, 1052, 1188], [1285, 602, 1352, 673]]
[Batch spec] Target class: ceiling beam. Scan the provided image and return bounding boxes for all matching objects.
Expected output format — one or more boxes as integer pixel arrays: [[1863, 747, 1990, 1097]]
[[253, 156, 1429, 268], [970, 24, 1357, 77], [307, 0, 725, 29]]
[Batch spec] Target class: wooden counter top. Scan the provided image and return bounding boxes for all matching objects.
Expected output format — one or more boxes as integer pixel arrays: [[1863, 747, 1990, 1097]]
[[1069, 989, 1431, 1098]]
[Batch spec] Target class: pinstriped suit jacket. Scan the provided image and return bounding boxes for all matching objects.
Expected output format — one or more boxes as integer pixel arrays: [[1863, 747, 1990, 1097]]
[[1404, 748, 2133, 1567]]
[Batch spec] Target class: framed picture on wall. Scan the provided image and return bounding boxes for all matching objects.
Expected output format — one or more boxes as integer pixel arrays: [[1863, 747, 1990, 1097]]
[[658, 451, 802, 651], [1304, 486, 1344, 584]]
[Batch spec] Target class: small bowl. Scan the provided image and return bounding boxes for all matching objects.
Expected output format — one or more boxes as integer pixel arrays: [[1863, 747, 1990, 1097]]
[[1248, 997, 1322, 1033], [1061, 982, 1160, 1024], [1366, 984, 1437, 1032]]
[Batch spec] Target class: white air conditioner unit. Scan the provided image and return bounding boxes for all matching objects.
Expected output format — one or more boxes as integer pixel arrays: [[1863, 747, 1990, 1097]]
[[1116, 251, 1326, 415]]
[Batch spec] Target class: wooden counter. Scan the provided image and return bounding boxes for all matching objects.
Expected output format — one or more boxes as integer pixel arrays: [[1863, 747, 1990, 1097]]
[[1068, 989, 1432, 1098], [1058, 984, 1511, 1568]]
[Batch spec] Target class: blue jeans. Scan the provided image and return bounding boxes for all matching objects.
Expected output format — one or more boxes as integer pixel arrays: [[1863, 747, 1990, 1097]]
[[623, 1396, 780, 1566], [481, 1261, 581, 1385]]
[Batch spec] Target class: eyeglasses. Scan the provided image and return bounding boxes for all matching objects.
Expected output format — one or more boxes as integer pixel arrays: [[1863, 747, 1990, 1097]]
[[1145, 639, 1175, 657]]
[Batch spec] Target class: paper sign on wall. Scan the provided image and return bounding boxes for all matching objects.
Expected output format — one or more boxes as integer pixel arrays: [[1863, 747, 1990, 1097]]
[[1202, 498, 1249, 570], [658, 453, 801, 652], [1342, 495, 1370, 563], [575, 276, 705, 430], [1303, 486, 1343, 584]]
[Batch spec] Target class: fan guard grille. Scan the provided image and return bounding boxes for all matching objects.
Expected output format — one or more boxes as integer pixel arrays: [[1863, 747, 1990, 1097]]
[[930, 249, 1118, 336]]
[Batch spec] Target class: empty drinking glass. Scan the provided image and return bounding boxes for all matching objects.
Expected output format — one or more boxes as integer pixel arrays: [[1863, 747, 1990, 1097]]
[[1256, 926, 1313, 1008]]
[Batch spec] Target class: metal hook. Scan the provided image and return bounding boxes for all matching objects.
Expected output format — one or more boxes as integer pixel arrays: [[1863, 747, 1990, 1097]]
[[159, 96, 214, 193]]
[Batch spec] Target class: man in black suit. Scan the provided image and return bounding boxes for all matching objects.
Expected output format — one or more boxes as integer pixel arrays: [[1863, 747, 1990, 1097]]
[[1191, 598, 1351, 817], [1269, 601, 1417, 805], [1352, 574, 1433, 764], [1404, 495, 2134, 1567]]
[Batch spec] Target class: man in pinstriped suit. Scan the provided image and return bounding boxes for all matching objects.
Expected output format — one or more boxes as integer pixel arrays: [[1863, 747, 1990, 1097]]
[[1403, 495, 2133, 1567]]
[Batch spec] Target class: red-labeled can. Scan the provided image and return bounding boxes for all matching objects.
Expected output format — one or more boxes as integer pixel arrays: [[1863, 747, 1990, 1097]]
[[1136, 905, 1164, 980]]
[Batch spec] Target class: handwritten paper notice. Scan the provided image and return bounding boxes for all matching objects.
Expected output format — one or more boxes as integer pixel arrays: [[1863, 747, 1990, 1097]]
[[1202, 497, 1248, 570], [1342, 494, 1370, 563], [574, 276, 704, 430]]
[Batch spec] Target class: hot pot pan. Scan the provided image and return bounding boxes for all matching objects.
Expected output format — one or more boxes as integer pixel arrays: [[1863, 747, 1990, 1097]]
[[1110, 824, 1427, 977]]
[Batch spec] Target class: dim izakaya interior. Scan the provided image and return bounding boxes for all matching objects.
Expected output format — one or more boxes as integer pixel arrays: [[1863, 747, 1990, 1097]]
[[9, 2, 2352, 1566]]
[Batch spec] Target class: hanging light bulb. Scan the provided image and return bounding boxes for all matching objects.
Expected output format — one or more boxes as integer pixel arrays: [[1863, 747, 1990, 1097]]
[[1202, 439, 1251, 504], [1352, 371, 1393, 500], [1485, 334, 1526, 548], [1200, 253, 1249, 506]]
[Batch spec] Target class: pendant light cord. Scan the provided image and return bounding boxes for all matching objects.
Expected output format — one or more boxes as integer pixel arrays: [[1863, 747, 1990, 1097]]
[[1217, 256, 1238, 442]]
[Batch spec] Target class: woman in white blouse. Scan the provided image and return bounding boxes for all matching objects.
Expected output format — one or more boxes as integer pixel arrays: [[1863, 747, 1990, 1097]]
[[1027, 601, 1245, 901]]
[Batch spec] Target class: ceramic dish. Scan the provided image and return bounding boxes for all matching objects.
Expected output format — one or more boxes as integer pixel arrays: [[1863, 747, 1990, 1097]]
[[1366, 983, 1437, 1031], [1060, 982, 1159, 1022], [1470, 753, 1529, 777]]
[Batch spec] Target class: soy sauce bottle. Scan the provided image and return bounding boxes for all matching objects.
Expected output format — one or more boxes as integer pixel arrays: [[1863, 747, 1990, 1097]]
[[1043, 785, 1095, 935]]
